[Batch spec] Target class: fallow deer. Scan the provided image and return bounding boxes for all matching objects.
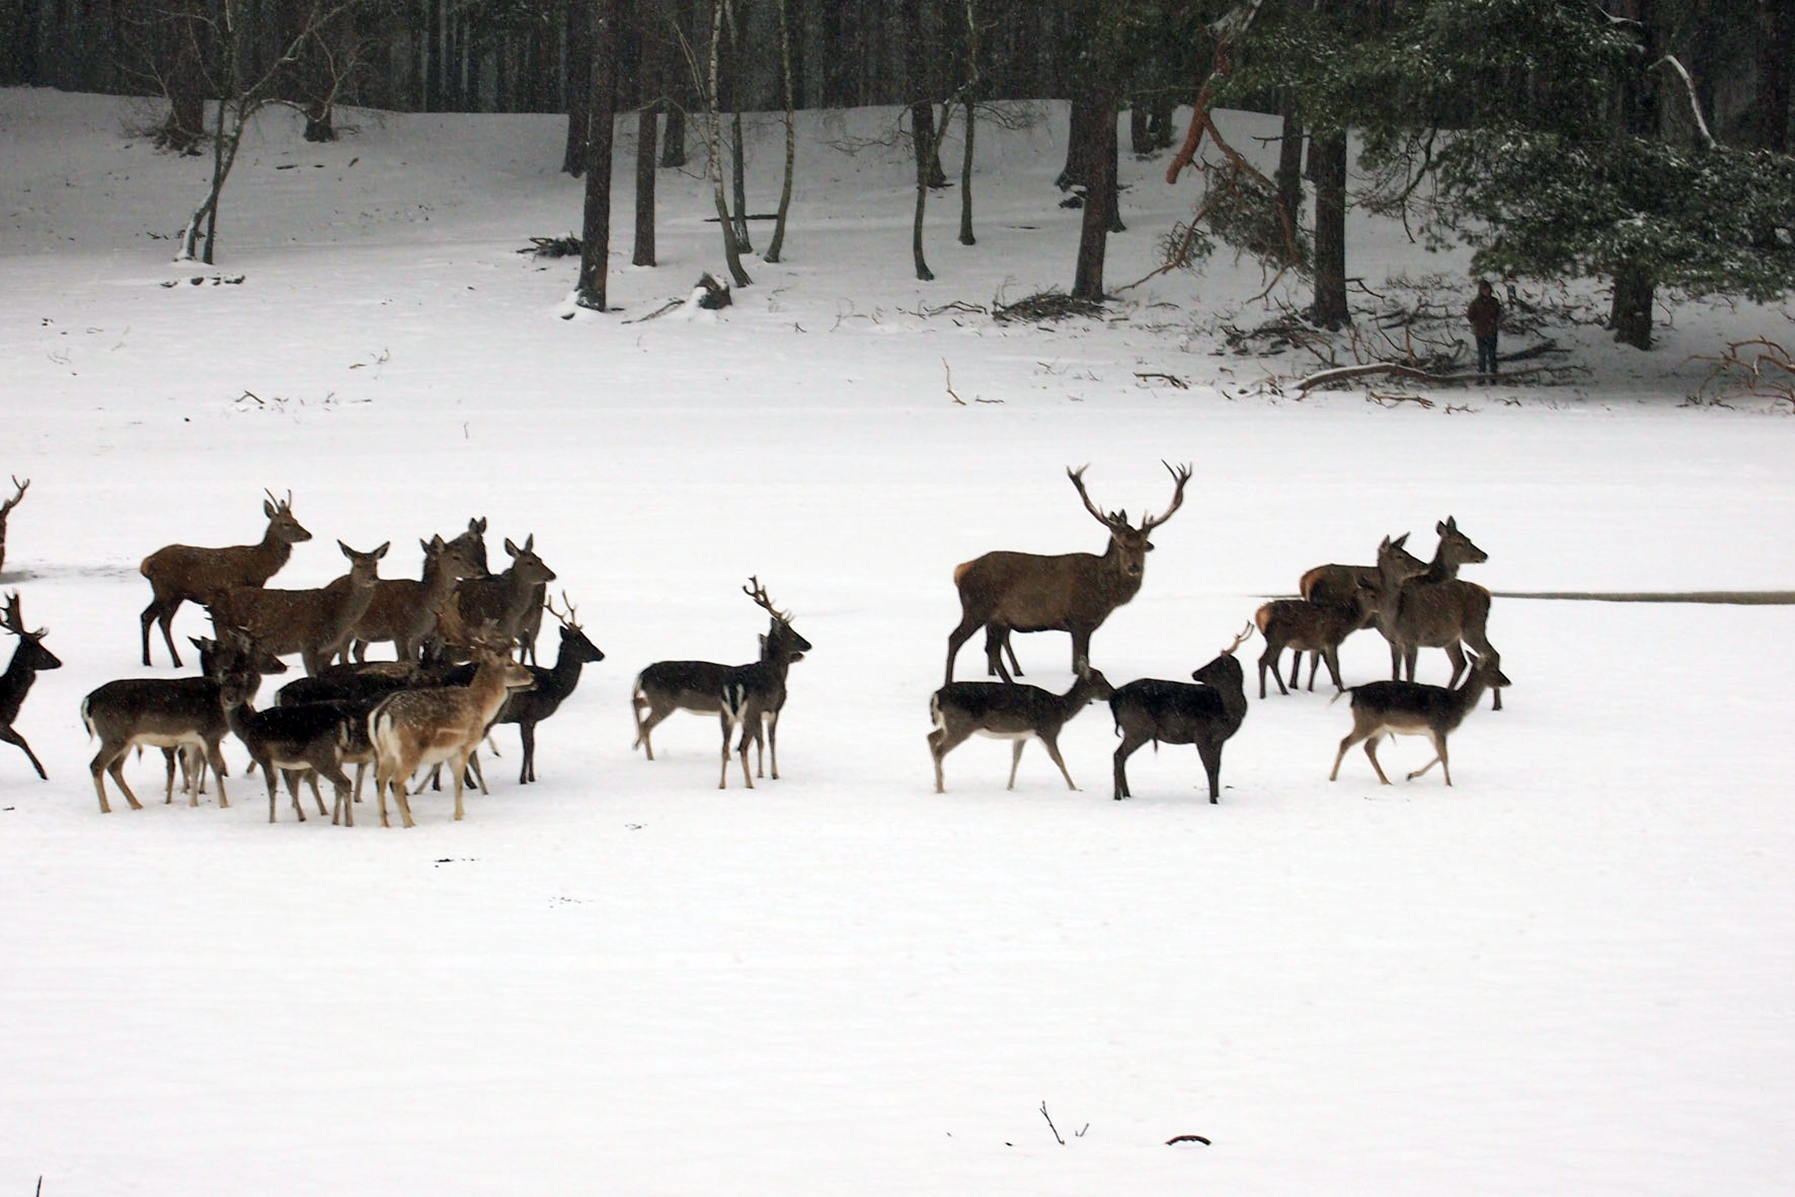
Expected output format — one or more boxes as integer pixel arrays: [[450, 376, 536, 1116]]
[[346, 534, 482, 662], [433, 594, 605, 785], [927, 667, 1115, 793], [368, 629, 535, 827], [1110, 623, 1253, 803], [719, 579, 812, 789], [945, 462, 1190, 685], [0, 476, 30, 576], [205, 539, 389, 676], [0, 592, 59, 779], [218, 671, 356, 822], [1329, 651, 1512, 786], [139, 491, 312, 668], [632, 580, 811, 763]]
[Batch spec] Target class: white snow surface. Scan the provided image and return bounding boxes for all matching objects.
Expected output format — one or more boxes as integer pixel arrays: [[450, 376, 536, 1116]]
[[3, 88, 1794, 1195]]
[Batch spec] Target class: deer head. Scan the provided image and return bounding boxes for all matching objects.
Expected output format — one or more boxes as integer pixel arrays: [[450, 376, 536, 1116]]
[[744, 576, 811, 661], [2, 592, 60, 672], [260, 489, 312, 545], [1067, 461, 1192, 579]]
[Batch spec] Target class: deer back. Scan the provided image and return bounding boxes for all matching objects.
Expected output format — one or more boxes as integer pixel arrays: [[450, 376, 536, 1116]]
[[371, 649, 533, 772], [351, 535, 481, 651], [141, 496, 312, 602], [452, 536, 557, 645], [208, 540, 388, 660], [934, 670, 1114, 739], [1347, 655, 1510, 736]]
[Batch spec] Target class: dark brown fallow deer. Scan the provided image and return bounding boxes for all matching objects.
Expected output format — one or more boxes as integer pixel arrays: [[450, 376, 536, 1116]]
[[946, 462, 1191, 686], [928, 666, 1115, 794], [719, 579, 812, 789], [0, 592, 59, 779], [205, 540, 390, 676], [1329, 652, 1512, 786], [218, 671, 357, 823], [1110, 623, 1253, 803], [139, 491, 312, 668], [0, 476, 30, 576], [83, 629, 286, 813], [632, 580, 811, 764]]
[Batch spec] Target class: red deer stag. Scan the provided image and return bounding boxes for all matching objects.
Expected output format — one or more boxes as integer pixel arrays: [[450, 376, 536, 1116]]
[[0, 592, 59, 779], [139, 491, 312, 668], [945, 462, 1191, 686], [1329, 652, 1511, 786], [928, 667, 1115, 793], [718, 579, 812, 789]]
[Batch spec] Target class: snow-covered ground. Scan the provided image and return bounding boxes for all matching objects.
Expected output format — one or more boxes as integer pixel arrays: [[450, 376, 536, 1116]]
[[2, 87, 1793, 1195]]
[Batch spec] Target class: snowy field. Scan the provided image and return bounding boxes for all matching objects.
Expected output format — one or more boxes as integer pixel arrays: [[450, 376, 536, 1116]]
[[3, 87, 1794, 1194]]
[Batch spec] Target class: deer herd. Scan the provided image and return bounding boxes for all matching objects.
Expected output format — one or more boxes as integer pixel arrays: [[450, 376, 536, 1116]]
[[0, 470, 1511, 823]]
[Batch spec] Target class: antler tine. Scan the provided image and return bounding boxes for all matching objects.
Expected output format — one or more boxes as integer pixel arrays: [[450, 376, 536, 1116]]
[[1066, 464, 1128, 532], [1221, 620, 1254, 656], [545, 590, 579, 629], [4, 476, 27, 508], [743, 575, 791, 622], [1, 591, 22, 636], [1140, 461, 1193, 532]]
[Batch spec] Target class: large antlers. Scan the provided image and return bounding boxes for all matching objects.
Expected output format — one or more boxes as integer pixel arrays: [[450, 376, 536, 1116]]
[[1, 477, 28, 518], [1, 591, 43, 639], [1221, 620, 1254, 656], [545, 590, 580, 630], [1067, 462, 1193, 533], [743, 576, 792, 623]]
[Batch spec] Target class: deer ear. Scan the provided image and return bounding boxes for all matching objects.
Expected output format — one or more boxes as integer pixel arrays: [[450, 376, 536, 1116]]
[[504, 538, 520, 556], [264, 500, 277, 517], [338, 540, 353, 557], [523, 534, 535, 552], [373, 541, 390, 559], [1393, 532, 1410, 548], [471, 517, 487, 533]]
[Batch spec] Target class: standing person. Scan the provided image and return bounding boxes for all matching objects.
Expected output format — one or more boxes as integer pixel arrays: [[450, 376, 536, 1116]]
[[1467, 279, 1502, 384]]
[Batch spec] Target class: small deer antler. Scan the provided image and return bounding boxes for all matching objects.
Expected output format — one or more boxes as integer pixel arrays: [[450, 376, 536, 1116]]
[[263, 487, 294, 511], [545, 590, 580, 629], [1139, 462, 1193, 533], [2, 477, 28, 516], [1221, 621, 1254, 656], [743, 576, 792, 622]]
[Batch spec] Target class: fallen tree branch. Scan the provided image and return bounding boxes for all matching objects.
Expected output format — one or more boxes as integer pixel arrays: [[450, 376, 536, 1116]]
[[1296, 362, 1555, 393]]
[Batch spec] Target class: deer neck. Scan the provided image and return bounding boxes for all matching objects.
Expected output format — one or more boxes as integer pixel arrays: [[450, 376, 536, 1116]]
[[1096, 540, 1146, 601], [255, 520, 297, 577], [542, 646, 586, 698], [420, 556, 463, 609], [467, 658, 523, 718]]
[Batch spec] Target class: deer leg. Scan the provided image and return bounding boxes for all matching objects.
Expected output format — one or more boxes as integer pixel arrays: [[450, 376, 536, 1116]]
[[450, 750, 469, 820], [1332, 723, 1384, 783], [766, 710, 780, 780], [1069, 629, 1093, 677], [1002, 634, 1023, 679], [1196, 738, 1224, 803], [1006, 738, 1029, 790], [736, 723, 756, 790], [1407, 731, 1451, 784], [394, 775, 416, 828], [1321, 648, 1345, 693], [518, 722, 535, 785], [310, 769, 329, 816], [1444, 642, 1468, 689], [0, 728, 49, 781], [1402, 647, 1420, 684], [1389, 640, 1404, 681], [466, 751, 487, 796], [945, 615, 982, 686], [719, 712, 736, 790], [1257, 643, 1281, 699], [1114, 734, 1148, 800], [753, 717, 766, 779], [1307, 651, 1325, 692], [1361, 735, 1395, 786], [264, 762, 283, 822], [632, 698, 667, 759], [207, 742, 230, 807], [1041, 735, 1080, 791]]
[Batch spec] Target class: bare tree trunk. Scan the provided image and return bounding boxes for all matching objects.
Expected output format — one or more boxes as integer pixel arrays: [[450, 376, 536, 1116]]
[[576, 0, 618, 309], [956, 0, 978, 246], [1306, 128, 1347, 328], [1759, 0, 1791, 151], [911, 107, 935, 281], [1069, 85, 1116, 301], [632, 0, 658, 266], [1608, 0, 1658, 348], [658, 0, 691, 167], [708, 0, 752, 286], [902, 0, 947, 188], [764, 0, 795, 263], [1274, 92, 1303, 231], [563, 0, 592, 174], [1609, 260, 1654, 350]]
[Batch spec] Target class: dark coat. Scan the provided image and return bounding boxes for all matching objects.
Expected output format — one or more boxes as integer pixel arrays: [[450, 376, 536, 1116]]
[[1467, 292, 1501, 339]]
